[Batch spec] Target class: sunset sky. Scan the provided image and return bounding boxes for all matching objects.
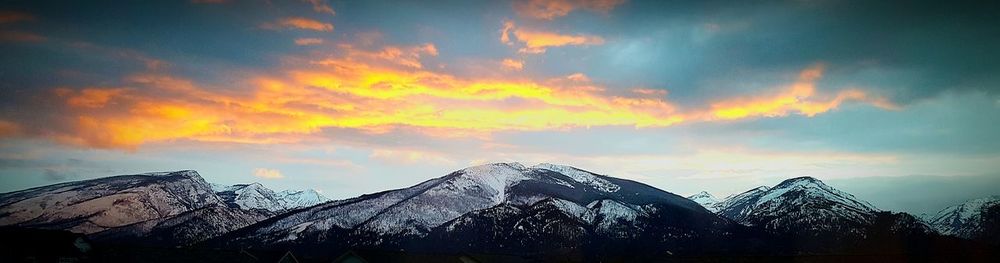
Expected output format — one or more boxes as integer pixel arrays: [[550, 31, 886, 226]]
[[1, 0, 999, 214]]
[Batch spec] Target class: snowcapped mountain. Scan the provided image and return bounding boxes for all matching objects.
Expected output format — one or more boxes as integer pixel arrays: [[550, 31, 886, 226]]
[[687, 191, 720, 212], [216, 162, 736, 256], [712, 176, 932, 239], [723, 177, 882, 237], [278, 189, 328, 209], [0, 170, 273, 247], [714, 177, 877, 234], [213, 183, 329, 212], [928, 196, 1000, 239], [0, 170, 225, 234]]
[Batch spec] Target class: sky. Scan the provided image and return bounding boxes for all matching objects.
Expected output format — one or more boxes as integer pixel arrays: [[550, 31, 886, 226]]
[[0, 0, 999, 215]]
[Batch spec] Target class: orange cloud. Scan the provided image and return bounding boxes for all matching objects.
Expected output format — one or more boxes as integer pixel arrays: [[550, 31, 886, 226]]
[[565, 73, 590, 82], [56, 88, 129, 108], [252, 168, 285, 179], [294, 38, 324, 45], [263, 17, 333, 32], [3, 39, 890, 150], [501, 21, 604, 54], [501, 58, 524, 70], [20, 43, 677, 149], [0, 11, 34, 24], [632, 88, 667, 97], [314, 43, 438, 69], [513, 0, 626, 20], [694, 65, 897, 120], [0, 30, 45, 42], [304, 0, 335, 15], [0, 120, 21, 137]]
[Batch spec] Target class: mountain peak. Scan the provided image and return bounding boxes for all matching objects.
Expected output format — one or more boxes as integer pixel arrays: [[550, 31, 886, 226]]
[[531, 162, 574, 170], [141, 170, 201, 178], [688, 191, 715, 199], [687, 191, 721, 212], [776, 176, 823, 186], [531, 163, 620, 193], [213, 182, 328, 212]]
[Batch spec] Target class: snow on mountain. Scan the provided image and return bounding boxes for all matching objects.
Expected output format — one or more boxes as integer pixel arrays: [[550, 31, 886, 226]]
[[216, 183, 284, 212], [711, 186, 770, 221], [687, 191, 720, 212], [218, 162, 721, 250], [532, 163, 620, 192], [278, 189, 328, 209], [928, 196, 1000, 238], [714, 177, 881, 235], [213, 183, 329, 212], [0, 170, 225, 234], [89, 204, 268, 246]]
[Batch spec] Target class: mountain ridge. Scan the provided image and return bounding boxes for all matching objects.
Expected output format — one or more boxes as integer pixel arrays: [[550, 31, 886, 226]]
[[212, 162, 733, 257]]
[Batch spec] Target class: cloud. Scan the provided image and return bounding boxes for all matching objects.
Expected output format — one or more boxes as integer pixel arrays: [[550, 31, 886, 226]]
[[252, 168, 285, 179], [369, 148, 456, 166], [501, 21, 604, 54], [632, 88, 667, 97], [262, 17, 333, 32], [0, 30, 45, 42], [294, 38, 324, 46], [565, 73, 590, 82], [513, 0, 626, 20], [303, 0, 335, 15], [0, 120, 21, 137], [0, 36, 891, 150], [56, 88, 129, 108], [0, 11, 35, 24], [691, 65, 897, 121], [501, 58, 524, 70]]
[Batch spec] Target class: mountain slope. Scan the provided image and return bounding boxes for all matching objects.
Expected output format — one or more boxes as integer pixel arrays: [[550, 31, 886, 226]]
[[928, 196, 1000, 239], [213, 183, 328, 213], [0, 170, 225, 234], [687, 191, 720, 212], [277, 189, 328, 209], [712, 176, 941, 250], [88, 205, 268, 246], [214, 163, 734, 256], [713, 177, 879, 236]]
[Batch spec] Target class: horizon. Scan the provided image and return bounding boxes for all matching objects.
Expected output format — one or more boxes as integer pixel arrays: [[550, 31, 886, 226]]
[[2, 0, 1000, 218]]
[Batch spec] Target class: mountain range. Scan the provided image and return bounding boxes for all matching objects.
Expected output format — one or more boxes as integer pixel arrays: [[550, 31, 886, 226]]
[[212, 182, 329, 213], [0, 163, 997, 260], [214, 163, 746, 257], [0, 170, 326, 246]]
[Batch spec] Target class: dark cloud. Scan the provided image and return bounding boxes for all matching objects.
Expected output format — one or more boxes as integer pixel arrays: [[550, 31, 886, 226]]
[[565, 0, 1000, 105]]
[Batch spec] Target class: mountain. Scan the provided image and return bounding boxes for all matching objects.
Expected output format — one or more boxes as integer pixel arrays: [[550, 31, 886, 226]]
[[0, 170, 225, 234], [214, 163, 742, 257], [928, 196, 1000, 239], [710, 176, 940, 255], [277, 189, 328, 210], [687, 191, 720, 212], [0, 170, 270, 247], [88, 205, 268, 246], [212, 183, 329, 213], [712, 177, 882, 236]]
